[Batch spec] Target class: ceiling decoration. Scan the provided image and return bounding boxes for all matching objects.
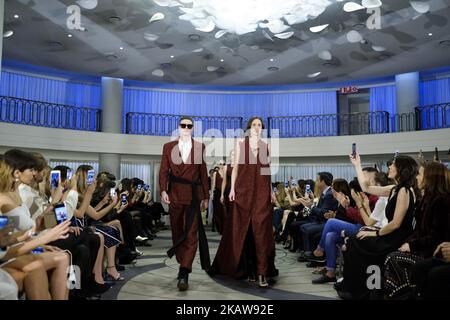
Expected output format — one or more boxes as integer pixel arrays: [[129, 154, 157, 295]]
[[2, 0, 450, 85]]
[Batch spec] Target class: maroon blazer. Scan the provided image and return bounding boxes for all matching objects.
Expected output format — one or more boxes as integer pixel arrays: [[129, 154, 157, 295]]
[[159, 138, 209, 205]]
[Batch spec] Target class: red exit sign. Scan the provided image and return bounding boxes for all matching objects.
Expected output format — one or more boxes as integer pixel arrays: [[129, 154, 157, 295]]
[[340, 86, 359, 94]]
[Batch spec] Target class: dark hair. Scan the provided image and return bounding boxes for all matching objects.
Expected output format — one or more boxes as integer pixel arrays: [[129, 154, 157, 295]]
[[362, 167, 377, 173], [4, 149, 36, 172], [332, 179, 351, 196], [30, 152, 48, 171], [305, 179, 315, 192], [349, 177, 362, 193], [393, 155, 419, 191], [246, 117, 265, 130], [419, 162, 450, 224], [121, 178, 132, 193], [179, 116, 194, 125], [54, 165, 71, 182], [374, 172, 389, 187], [333, 178, 354, 207], [317, 172, 333, 186]]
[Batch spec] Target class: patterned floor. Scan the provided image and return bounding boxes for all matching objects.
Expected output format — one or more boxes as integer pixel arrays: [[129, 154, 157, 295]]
[[102, 229, 338, 300]]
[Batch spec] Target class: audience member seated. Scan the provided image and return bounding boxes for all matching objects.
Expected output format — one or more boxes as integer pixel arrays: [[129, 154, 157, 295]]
[[384, 161, 450, 299], [336, 154, 418, 300]]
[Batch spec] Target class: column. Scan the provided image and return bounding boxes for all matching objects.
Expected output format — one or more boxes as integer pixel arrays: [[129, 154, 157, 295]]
[[99, 77, 123, 178], [395, 72, 420, 115], [0, 1, 4, 72]]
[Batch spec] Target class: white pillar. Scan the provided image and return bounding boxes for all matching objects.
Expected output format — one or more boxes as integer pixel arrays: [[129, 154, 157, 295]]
[[395, 72, 420, 115]]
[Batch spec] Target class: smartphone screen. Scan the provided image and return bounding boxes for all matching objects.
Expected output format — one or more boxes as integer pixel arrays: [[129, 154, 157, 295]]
[[110, 188, 116, 198], [50, 170, 61, 189], [144, 184, 149, 192], [291, 179, 297, 187], [284, 181, 289, 188], [395, 150, 399, 158], [54, 204, 68, 225], [121, 195, 127, 205], [31, 247, 44, 254], [66, 169, 73, 181], [352, 143, 356, 158], [87, 170, 95, 185], [0, 216, 9, 230], [137, 184, 142, 191], [305, 184, 311, 194]]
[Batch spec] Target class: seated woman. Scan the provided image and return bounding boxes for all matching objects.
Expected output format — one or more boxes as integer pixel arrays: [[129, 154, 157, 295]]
[[336, 153, 418, 300], [411, 242, 450, 299], [1, 151, 70, 300], [311, 172, 390, 284], [74, 165, 124, 282], [384, 162, 450, 299]]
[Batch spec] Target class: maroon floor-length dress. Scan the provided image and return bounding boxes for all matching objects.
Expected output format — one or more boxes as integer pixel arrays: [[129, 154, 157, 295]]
[[212, 172, 225, 234], [210, 137, 276, 278]]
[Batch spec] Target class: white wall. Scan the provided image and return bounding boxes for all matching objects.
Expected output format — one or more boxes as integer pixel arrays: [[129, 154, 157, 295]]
[[1, 123, 449, 158]]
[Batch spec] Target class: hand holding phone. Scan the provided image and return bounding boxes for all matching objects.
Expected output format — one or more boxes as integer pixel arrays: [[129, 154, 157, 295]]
[[87, 170, 95, 186], [121, 194, 127, 206], [110, 188, 116, 198], [352, 143, 356, 158], [54, 204, 68, 225], [50, 170, 61, 189], [305, 184, 311, 195]]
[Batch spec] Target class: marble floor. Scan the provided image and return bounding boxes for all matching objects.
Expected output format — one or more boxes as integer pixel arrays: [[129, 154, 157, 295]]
[[102, 229, 339, 300]]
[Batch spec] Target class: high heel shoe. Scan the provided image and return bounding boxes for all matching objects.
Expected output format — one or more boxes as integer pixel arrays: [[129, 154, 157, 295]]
[[258, 275, 269, 288], [105, 266, 125, 281], [283, 239, 292, 250]]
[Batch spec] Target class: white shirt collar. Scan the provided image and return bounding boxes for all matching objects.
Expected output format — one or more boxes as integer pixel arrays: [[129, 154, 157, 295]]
[[322, 186, 331, 196]]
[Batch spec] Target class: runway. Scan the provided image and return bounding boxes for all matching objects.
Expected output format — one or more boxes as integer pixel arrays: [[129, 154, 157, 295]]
[[103, 228, 338, 300]]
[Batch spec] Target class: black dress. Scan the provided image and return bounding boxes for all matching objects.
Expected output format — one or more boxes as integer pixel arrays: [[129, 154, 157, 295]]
[[342, 187, 415, 299]]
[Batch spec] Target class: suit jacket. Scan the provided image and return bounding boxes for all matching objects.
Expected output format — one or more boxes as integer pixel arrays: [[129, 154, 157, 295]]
[[159, 138, 209, 205], [310, 187, 339, 223]]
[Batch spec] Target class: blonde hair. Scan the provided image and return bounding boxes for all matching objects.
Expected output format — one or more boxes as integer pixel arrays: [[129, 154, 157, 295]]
[[0, 157, 13, 193]]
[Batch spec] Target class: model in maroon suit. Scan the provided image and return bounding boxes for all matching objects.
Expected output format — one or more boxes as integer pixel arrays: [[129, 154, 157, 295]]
[[159, 117, 209, 291], [209, 117, 277, 287]]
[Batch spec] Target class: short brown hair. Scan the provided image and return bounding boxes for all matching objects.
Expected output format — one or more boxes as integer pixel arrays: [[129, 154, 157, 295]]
[[30, 152, 48, 171], [179, 116, 194, 125]]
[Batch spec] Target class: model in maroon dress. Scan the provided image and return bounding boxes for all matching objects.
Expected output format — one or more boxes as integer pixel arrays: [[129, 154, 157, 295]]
[[209, 117, 277, 287], [212, 166, 225, 234]]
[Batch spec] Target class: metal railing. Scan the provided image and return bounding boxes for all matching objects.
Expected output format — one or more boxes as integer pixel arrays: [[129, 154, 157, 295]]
[[126, 112, 244, 137], [0, 96, 101, 131], [268, 111, 389, 138], [416, 103, 450, 130], [1, 95, 449, 138]]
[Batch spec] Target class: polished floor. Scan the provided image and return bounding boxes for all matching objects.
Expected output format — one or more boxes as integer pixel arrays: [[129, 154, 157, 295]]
[[103, 229, 338, 300]]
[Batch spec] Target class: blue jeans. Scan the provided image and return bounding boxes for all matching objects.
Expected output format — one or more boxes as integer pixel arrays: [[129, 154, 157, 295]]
[[317, 218, 362, 271]]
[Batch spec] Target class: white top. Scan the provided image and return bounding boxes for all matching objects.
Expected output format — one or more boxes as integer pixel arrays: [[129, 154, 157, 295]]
[[18, 184, 44, 221], [2, 204, 35, 231], [64, 190, 78, 221], [370, 197, 389, 228], [178, 139, 192, 164]]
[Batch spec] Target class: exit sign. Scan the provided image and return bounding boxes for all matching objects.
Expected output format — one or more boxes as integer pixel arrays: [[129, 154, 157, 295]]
[[340, 86, 359, 94]]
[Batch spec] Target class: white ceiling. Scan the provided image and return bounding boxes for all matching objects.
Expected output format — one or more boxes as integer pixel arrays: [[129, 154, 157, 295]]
[[3, 0, 450, 85]]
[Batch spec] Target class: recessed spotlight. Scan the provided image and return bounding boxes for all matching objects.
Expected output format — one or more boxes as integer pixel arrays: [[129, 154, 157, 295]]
[[13, 14, 19, 19], [119, 47, 124, 50], [220, 59, 224, 62], [269, 58, 274, 62], [3, 30, 14, 38], [170, 55, 174, 58], [68, 34, 73, 38], [428, 33, 433, 36]]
